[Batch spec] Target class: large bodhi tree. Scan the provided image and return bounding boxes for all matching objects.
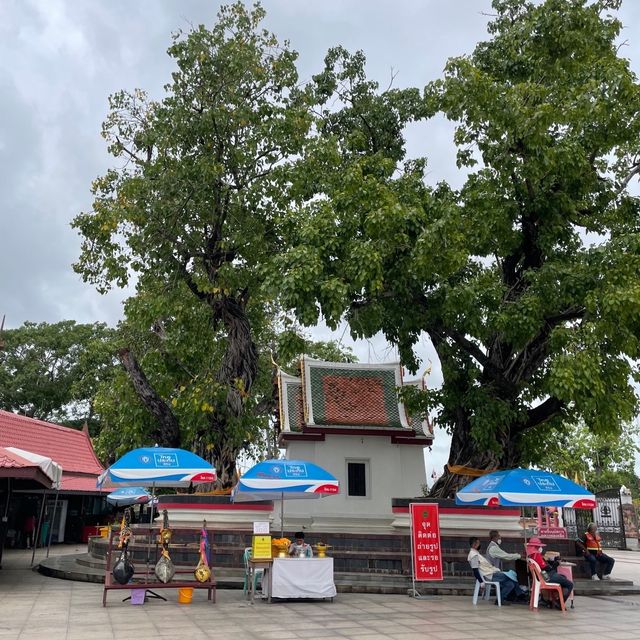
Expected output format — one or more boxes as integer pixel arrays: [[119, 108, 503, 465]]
[[275, 0, 640, 496], [93, 278, 353, 467], [72, 3, 310, 486]]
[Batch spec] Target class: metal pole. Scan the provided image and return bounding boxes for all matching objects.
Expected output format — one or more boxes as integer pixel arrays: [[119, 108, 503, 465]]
[[2, 478, 10, 519], [46, 489, 60, 558], [409, 503, 417, 598], [31, 489, 48, 567], [407, 503, 440, 600], [280, 492, 284, 538], [0, 478, 11, 569], [146, 483, 155, 581]]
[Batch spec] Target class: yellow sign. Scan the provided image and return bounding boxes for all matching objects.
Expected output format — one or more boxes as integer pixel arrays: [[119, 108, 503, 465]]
[[251, 535, 272, 559]]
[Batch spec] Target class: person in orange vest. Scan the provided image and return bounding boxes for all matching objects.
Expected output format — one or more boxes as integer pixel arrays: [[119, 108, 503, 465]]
[[584, 523, 615, 580]]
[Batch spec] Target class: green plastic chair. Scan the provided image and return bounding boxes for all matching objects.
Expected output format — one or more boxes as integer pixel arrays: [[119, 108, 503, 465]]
[[242, 547, 263, 595]]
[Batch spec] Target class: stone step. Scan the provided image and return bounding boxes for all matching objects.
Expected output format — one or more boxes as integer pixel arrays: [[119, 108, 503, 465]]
[[38, 553, 640, 596]]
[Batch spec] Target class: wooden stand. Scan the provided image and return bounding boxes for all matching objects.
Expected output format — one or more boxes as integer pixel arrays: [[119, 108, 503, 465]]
[[102, 525, 216, 607]]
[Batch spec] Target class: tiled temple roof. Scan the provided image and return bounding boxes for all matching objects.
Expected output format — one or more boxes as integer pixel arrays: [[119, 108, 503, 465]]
[[278, 359, 433, 441]]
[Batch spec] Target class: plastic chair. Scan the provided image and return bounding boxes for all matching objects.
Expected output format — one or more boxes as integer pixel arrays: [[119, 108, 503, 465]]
[[242, 547, 263, 595], [527, 559, 566, 611], [472, 575, 502, 607]]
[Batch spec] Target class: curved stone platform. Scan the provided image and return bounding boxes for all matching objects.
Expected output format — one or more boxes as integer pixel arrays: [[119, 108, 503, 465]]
[[38, 551, 640, 597]]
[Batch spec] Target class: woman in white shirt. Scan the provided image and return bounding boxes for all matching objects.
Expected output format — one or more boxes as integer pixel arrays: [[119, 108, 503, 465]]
[[288, 531, 313, 557]]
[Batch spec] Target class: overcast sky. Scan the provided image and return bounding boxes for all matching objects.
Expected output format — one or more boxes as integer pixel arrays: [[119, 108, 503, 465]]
[[2, 1, 640, 477]]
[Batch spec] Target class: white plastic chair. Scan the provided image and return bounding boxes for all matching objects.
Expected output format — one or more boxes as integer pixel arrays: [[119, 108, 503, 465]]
[[472, 575, 502, 606]]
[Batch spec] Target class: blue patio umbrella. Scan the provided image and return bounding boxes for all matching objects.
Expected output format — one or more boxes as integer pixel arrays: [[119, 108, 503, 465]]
[[98, 447, 216, 588], [97, 446, 216, 489], [106, 487, 154, 507], [232, 459, 339, 536], [455, 468, 596, 509]]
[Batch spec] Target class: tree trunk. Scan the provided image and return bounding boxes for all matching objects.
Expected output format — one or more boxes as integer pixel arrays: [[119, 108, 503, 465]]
[[212, 440, 239, 490], [193, 432, 240, 491], [201, 296, 258, 490], [429, 410, 521, 499], [216, 297, 258, 416], [118, 347, 181, 448]]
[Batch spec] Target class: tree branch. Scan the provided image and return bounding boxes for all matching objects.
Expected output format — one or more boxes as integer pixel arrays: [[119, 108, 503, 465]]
[[505, 306, 585, 384], [517, 396, 565, 434], [446, 328, 490, 368], [616, 161, 640, 196], [118, 347, 181, 447]]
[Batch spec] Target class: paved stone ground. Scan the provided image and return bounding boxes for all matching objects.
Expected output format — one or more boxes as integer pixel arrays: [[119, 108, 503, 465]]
[[1, 547, 639, 640], [605, 550, 640, 583]]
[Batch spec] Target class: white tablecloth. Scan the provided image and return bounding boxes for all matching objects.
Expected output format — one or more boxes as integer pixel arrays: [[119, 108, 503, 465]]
[[270, 558, 337, 599]]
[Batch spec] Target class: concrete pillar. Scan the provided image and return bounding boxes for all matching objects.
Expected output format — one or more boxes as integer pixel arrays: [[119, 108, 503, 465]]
[[619, 486, 639, 551]]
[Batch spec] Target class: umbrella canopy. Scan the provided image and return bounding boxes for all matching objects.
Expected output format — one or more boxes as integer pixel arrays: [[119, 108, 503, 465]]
[[0, 446, 63, 489], [97, 446, 216, 488], [455, 468, 596, 509], [106, 486, 155, 506], [232, 459, 339, 502]]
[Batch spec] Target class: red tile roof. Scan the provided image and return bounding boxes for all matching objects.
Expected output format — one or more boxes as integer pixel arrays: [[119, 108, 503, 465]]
[[0, 410, 104, 488], [60, 473, 103, 493]]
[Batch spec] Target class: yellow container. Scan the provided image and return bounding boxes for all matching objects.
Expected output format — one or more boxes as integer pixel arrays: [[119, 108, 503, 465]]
[[178, 588, 193, 604], [99, 527, 109, 538]]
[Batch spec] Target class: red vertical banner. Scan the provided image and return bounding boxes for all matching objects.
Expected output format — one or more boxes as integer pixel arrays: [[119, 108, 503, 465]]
[[410, 503, 443, 581]]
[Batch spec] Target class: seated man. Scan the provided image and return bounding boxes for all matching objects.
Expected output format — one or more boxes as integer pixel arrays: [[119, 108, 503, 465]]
[[526, 537, 573, 605], [584, 523, 615, 580], [487, 529, 521, 570], [288, 531, 313, 557], [468, 536, 526, 605]]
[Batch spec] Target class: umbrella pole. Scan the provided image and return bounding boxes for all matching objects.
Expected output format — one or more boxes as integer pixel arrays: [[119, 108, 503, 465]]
[[522, 506, 532, 593], [31, 489, 47, 567], [281, 492, 284, 539], [46, 489, 60, 558], [2, 478, 10, 519], [143, 484, 166, 602], [146, 483, 155, 581]]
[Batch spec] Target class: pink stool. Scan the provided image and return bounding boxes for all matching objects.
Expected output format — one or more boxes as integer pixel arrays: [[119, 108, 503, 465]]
[[557, 563, 575, 609]]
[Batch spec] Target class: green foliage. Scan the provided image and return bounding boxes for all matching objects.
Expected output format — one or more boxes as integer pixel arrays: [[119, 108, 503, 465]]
[[71, 3, 314, 481], [94, 284, 274, 462], [0, 321, 117, 433], [93, 292, 354, 462], [73, 3, 310, 298], [275, 329, 355, 370], [523, 420, 640, 498], [274, 0, 640, 487]]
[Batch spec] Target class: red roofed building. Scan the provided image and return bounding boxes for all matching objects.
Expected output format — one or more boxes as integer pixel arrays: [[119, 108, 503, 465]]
[[0, 410, 108, 546], [0, 410, 104, 493]]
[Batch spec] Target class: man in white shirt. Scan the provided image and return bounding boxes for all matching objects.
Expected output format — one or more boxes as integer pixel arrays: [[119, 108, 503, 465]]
[[487, 530, 521, 570], [468, 536, 525, 605]]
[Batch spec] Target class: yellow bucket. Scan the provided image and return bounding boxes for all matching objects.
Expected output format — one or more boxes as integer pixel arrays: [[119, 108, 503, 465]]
[[99, 527, 109, 538], [178, 588, 193, 604]]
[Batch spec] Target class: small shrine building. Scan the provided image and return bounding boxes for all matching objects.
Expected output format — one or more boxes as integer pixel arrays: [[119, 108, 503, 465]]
[[277, 359, 434, 533]]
